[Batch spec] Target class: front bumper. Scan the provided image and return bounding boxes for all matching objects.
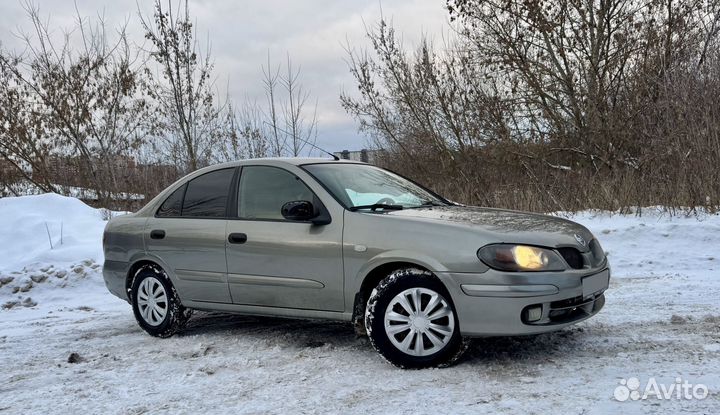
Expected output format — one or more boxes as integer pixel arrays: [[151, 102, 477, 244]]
[[436, 267, 610, 337]]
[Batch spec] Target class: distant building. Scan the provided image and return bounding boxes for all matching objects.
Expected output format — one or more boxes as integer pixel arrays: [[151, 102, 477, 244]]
[[333, 149, 383, 164]]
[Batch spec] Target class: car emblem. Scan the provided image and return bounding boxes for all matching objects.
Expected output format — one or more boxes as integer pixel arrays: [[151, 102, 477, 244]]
[[574, 234, 587, 247]]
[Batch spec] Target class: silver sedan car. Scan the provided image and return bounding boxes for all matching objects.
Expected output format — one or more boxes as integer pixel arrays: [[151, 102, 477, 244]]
[[103, 158, 609, 368]]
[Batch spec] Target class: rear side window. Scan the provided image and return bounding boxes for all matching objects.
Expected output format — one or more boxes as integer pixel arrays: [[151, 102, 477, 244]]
[[156, 184, 185, 217], [181, 168, 235, 218], [238, 166, 315, 220]]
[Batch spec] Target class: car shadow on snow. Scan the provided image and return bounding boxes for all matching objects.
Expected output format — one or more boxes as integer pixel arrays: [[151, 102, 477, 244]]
[[179, 311, 363, 350], [463, 327, 591, 362], [177, 311, 595, 365]]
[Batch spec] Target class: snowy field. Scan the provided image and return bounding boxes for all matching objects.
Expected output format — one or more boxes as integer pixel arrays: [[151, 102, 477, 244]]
[[1, 194, 719, 414]]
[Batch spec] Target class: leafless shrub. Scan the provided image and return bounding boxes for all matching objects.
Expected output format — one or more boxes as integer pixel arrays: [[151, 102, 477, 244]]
[[0, 1, 319, 210], [217, 53, 320, 161], [345, 1, 720, 213], [0, 2, 150, 207]]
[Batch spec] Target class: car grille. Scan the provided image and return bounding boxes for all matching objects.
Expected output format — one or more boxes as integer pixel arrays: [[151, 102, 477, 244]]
[[547, 294, 605, 323], [522, 293, 606, 325], [558, 247, 584, 269], [557, 239, 606, 269], [550, 295, 588, 309]]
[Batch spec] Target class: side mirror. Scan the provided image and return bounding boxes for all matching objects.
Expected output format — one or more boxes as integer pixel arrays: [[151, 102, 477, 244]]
[[281, 200, 314, 221], [281, 200, 331, 225]]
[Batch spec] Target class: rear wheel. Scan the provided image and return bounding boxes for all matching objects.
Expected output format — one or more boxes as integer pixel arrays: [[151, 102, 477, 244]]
[[365, 268, 468, 368], [130, 265, 192, 338]]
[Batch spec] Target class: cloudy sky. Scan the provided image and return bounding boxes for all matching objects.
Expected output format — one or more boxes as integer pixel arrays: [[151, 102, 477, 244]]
[[0, 0, 450, 153]]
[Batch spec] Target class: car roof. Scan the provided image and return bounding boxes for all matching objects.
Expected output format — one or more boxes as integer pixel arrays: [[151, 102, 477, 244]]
[[211, 157, 368, 168]]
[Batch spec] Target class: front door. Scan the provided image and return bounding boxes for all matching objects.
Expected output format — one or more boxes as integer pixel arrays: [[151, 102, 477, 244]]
[[225, 165, 344, 311], [145, 167, 236, 304]]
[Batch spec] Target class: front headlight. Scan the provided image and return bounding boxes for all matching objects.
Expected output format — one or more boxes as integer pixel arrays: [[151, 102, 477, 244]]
[[477, 244, 566, 272]]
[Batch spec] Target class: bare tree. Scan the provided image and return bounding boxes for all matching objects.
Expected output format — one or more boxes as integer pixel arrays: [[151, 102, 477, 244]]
[[262, 54, 318, 157], [344, 2, 720, 212], [216, 98, 271, 161], [342, 20, 511, 188], [140, 0, 224, 172], [281, 54, 318, 156], [0, 2, 150, 205], [261, 53, 285, 157], [446, 0, 720, 168]]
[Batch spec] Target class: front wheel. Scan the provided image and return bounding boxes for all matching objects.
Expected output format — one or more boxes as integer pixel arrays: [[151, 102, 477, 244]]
[[130, 265, 192, 338], [365, 268, 468, 368]]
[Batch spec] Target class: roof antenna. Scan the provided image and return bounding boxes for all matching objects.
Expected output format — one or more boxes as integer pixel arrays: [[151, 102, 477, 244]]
[[262, 122, 340, 160]]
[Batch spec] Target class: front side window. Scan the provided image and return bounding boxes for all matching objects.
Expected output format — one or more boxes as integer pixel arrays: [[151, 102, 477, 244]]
[[302, 163, 447, 209], [238, 166, 315, 220], [181, 168, 235, 217]]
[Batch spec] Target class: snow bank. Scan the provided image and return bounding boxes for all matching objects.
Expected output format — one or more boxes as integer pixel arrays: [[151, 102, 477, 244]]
[[563, 208, 720, 279], [0, 193, 108, 272], [0, 194, 112, 309]]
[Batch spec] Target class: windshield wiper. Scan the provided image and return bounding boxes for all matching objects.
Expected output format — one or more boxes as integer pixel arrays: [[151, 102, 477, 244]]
[[402, 200, 447, 209], [419, 200, 446, 207], [348, 203, 404, 212]]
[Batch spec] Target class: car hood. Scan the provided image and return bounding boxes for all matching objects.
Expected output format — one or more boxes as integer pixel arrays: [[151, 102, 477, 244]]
[[386, 205, 594, 251]]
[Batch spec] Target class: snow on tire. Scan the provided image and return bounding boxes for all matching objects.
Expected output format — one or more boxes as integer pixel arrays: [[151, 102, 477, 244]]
[[130, 264, 192, 338], [365, 268, 468, 368]]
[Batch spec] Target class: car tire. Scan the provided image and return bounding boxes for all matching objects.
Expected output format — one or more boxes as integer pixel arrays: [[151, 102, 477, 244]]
[[130, 264, 192, 338], [365, 268, 468, 368]]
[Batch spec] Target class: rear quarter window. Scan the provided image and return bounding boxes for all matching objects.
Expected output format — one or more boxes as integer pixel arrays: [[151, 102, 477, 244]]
[[156, 184, 185, 217]]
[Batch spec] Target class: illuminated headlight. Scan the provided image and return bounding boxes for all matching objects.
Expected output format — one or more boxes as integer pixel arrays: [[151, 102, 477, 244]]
[[477, 244, 566, 272]]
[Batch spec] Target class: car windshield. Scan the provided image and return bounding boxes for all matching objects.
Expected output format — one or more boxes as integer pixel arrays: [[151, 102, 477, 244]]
[[303, 163, 449, 210]]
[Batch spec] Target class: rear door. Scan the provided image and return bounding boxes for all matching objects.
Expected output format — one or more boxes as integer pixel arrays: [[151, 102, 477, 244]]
[[145, 167, 236, 303], [225, 165, 344, 311]]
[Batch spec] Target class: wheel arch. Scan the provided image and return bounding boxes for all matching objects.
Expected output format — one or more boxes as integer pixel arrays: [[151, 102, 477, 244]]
[[351, 258, 450, 335], [125, 260, 162, 298], [359, 262, 429, 298], [352, 250, 449, 298]]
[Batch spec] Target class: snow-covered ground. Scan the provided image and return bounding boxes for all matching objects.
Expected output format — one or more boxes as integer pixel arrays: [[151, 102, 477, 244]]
[[1, 194, 719, 414]]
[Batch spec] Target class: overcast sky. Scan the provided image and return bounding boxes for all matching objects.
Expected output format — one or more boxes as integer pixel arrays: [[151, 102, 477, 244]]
[[0, 0, 450, 153]]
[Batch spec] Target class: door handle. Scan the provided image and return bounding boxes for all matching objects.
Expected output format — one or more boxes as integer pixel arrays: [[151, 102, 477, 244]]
[[228, 233, 247, 244], [150, 229, 166, 240]]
